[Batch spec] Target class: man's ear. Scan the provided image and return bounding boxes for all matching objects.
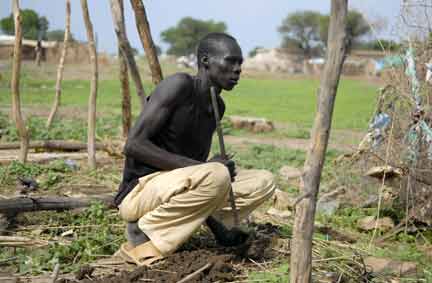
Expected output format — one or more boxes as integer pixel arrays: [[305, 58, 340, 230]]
[[201, 55, 209, 69]]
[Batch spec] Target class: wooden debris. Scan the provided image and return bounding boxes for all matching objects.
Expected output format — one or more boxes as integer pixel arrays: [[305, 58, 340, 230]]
[[365, 165, 403, 179], [0, 235, 48, 247], [229, 116, 274, 133], [0, 152, 112, 165], [272, 189, 295, 210], [364, 257, 417, 276], [0, 140, 106, 151], [0, 194, 114, 214], [357, 216, 395, 232], [278, 165, 302, 183], [266, 207, 292, 220]]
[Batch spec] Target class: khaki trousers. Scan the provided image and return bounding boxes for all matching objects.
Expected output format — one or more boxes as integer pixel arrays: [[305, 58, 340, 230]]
[[119, 162, 275, 256]]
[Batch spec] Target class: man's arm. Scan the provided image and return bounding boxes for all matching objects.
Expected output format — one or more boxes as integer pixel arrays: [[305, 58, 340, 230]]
[[123, 73, 201, 170]]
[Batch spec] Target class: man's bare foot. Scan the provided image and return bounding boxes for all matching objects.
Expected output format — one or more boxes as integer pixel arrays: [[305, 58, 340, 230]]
[[126, 221, 150, 247], [206, 216, 249, 247]]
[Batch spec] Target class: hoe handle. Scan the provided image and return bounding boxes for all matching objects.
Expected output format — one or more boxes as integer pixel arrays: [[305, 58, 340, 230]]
[[210, 87, 240, 227]]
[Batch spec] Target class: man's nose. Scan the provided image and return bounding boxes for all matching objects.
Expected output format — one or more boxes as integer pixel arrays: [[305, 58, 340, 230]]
[[233, 63, 242, 74]]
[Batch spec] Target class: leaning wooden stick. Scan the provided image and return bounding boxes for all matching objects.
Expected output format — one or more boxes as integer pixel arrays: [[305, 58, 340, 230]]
[[210, 86, 240, 227]]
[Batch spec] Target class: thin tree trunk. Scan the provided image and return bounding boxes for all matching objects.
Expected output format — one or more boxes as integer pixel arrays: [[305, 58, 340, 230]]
[[11, 0, 29, 163], [46, 0, 71, 129], [129, 0, 163, 84], [110, 0, 146, 107], [80, 0, 98, 169], [290, 1, 348, 282], [35, 43, 41, 66], [119, 46, 131, 138]]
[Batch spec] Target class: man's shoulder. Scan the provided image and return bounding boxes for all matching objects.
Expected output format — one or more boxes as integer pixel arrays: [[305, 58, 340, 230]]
[[151, 73, 194, 105], [162, 72, 194, 90]]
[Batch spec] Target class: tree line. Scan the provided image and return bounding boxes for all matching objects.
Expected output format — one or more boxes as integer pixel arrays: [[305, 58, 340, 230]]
[[0, 8, 399, 58]]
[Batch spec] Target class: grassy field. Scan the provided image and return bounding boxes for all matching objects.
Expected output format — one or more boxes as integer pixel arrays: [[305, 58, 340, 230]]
[[5, 60, 429, 282], [0, 61, 379, 130]]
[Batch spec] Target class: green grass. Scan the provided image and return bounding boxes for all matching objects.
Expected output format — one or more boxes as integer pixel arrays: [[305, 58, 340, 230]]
[[0, 75, 378, 130], [248, 262, 290, 282], [223, 78, 378, 129]]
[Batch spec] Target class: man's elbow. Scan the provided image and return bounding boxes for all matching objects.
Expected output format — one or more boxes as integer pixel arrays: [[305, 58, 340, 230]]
[[123, 140, 135, 157]]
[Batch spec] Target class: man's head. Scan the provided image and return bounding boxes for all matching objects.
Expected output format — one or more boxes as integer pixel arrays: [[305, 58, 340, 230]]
[[197, 33, 243, 91]]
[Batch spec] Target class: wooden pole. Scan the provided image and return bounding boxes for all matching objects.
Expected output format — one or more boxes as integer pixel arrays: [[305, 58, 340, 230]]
[[110, 0, 146, 107], [11, 0, 29, 163], [210, 87, 239, 227], [290, 1, 348, 282], [129, 0, 163, 84], [46, 0, 71, 129], [80, 0, 98, 169], [119, 45, 132, 138]]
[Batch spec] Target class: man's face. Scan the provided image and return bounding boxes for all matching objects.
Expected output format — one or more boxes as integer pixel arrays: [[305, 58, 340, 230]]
[[207, 40, 243, 91]]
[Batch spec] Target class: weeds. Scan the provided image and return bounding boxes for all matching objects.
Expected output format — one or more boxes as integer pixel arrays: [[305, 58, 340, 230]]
[[0, 116, 122, 142], [2, 202, 124, 275], [0, 160, 75, 189]]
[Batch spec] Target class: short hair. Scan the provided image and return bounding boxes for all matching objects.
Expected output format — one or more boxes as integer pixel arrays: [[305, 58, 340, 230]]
[[197, 32, 237, 68]]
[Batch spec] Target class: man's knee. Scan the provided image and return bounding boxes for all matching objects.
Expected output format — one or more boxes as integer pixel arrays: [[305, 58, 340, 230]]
[[206, 162, 231, 194]]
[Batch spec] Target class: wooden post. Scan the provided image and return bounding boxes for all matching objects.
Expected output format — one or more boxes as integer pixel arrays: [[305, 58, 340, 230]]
[[11, 0, 29, 163], [119, 46, 131, 138], [46, 0, 71, 129], [34, 40, 42, 66], [110, 0, 146, 107], [129, 0, 163, 84], [80, 0, 98, 169], [290, 1, 348, 282]]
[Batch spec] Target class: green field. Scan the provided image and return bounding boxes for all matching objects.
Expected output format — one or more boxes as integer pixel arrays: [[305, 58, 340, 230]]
[[0, 70, 378, 130]]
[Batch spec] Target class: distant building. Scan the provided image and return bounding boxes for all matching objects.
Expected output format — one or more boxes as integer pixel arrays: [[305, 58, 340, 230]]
[[0, 35, 90, 64]]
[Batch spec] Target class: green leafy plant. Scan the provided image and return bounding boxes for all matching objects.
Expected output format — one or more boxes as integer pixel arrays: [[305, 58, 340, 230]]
[[11, 202, 124, 274]]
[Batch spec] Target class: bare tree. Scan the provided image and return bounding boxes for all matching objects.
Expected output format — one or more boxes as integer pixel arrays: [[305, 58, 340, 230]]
[[80, 0, 98, 169], [11, 0, 29, 163], [110, 0, 146, 107], [290, 0, 348, 282], [119, 46, 131, 138], [130, 0, 163, 84], [46, 0, 71, 129]]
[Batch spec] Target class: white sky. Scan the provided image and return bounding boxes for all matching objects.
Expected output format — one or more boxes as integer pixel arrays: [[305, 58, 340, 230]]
[[0, 0, 402, 55]]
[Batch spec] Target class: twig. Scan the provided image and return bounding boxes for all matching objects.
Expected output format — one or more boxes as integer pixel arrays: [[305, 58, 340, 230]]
[[0, 256, 17, 265], [51, 263, 60, 283], [176, 263, 212, 283], [0, 236, 48, 247], [312, 256, 351, 263], [16, 224, 124, 231]]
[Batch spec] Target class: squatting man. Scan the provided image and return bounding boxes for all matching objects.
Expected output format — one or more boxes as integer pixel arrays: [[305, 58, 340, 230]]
[[114, 32, 276, 265]]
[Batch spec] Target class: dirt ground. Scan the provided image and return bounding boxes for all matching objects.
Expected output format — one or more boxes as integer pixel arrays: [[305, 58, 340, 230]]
[[58, 223, 283, 283]]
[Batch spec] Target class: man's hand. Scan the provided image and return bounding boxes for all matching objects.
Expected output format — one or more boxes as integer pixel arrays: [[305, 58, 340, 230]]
[[206, 216, 249, 247], [208, 153, 236, 181]]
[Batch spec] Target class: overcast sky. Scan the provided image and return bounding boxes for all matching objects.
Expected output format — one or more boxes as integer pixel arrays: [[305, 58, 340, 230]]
[[0, 0, 402, 55]]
